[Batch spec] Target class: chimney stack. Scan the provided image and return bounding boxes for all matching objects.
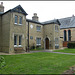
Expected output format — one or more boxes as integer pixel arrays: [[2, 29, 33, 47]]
[[32, 13, 39, 21], [0, 2, 4, 12], [1, 2, 3, 6]]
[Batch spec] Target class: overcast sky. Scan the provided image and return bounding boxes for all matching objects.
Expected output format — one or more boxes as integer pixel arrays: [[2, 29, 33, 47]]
[[0, 1, 75, 22]]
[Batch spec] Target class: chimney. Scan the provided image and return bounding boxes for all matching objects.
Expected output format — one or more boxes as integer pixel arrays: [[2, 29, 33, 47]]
[[0, 2, 4, 12], [32, 13, 39, 21], [1, 2, 3, 6]]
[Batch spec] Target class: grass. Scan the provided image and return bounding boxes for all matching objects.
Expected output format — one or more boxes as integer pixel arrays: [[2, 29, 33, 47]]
[[54, 48, 75, 53], [0, 52, 75, 74]]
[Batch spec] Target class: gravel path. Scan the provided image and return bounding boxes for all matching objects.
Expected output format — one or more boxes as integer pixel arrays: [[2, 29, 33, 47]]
[[0, 50, 75, 55], [29, 50, 75, 55]]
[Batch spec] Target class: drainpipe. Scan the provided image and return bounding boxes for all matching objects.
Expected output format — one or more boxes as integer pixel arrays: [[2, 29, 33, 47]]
[[27, 21, 30, 52]]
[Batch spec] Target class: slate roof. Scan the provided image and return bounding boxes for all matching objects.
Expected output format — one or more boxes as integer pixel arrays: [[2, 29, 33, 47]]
[[26, 19, 61, 25], [42, 19, 61, 25], [0, 5, 28, 16], [26, 19, 43, 25], [59, 16, 75, 29]]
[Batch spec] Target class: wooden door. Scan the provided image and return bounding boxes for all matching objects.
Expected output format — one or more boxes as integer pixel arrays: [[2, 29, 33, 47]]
[[45, 38, 49, 49]]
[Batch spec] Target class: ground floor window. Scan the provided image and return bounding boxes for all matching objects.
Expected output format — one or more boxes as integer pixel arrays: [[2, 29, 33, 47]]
[[55, 38, 59, 49], [19, 35, 22, 45], [14, 35, 17, 45], [36, 38, 41, 46]]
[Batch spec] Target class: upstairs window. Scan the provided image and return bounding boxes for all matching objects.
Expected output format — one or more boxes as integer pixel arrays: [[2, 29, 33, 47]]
[[55, 25, 58, 32], [19, 35, 22, 45], [36, 26, 41, 31], [15, 15, 18, 24], [19, 16, 22, 25], [36, 38, 41, 45]]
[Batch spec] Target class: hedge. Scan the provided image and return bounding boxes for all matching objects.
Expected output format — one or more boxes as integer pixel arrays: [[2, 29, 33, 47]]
[[67, 43, 75, 48]]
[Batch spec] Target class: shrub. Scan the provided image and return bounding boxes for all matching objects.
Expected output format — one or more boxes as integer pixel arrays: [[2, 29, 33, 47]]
[[0, 56, 6, 69], [67, 43, 75, 48]]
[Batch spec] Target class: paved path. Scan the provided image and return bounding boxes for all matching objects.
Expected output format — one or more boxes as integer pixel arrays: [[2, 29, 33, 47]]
[[30, 50, 75, 55], [0, 50, 75, 55]]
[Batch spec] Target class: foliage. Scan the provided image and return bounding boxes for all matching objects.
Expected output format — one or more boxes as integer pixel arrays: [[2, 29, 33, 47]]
[[0, 56, 6, 69], [67, 43, 75, 48]]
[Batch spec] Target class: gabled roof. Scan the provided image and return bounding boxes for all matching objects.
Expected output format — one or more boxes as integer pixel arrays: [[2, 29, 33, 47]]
[[26, 19, 43, 25], [1, 5, 28, 16], [26, 19, 61, 25], [42, 19, 61, 25], [59, 16, 75, 29]]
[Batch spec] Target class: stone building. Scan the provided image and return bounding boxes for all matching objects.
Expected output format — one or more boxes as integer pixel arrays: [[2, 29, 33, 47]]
[[59, 15, 75, 47], [0, 3, 60, 53]]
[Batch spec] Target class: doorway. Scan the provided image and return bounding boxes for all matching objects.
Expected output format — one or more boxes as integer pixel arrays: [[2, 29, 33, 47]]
[[45, 38, 49, 49]]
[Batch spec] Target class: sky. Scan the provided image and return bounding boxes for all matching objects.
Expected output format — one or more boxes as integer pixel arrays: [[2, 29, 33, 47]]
[[0, 1, 75, 22]]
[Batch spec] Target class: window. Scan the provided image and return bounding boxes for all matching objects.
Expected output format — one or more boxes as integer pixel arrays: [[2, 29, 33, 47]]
[[30, 36, 33, 39], [19, 35, 22, 45], [55, 38, 59, 49], [36, 38, 41, 45], [19, 16, 22, 24], [15, 15, 18, 24], [36, 26, 41, 31], [64, 30, 67, 41], [14, 35, 17, 45], [55, 25, 58, 32], [68, 30, 71, 41], [55, 38, 59, 44]]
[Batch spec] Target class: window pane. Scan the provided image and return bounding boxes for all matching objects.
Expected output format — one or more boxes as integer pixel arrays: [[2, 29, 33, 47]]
[[30, 36, 33, 39], [64, 30, 67, 41], [36, 38, 41, 45], [19, 16, 22, 24], [68, 30, 71, 41], [19, 35, 22, 45], [37, 26, 41, 31], [14, 35, 17, 45], [15, 15, 18, 24]]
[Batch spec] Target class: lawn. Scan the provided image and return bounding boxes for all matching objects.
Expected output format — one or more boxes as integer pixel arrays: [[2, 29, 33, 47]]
[[54, 48, 75, 53], [0, 52, 75, 74]]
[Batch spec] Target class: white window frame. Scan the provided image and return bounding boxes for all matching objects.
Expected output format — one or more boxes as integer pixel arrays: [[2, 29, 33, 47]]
[[36, 26, 41, 32], [36, 38, 41, 46], [14, 35, 17, 47], [19, 35, 22, 46], [14, 15, 18, 24], [19, 16, 22, 25]]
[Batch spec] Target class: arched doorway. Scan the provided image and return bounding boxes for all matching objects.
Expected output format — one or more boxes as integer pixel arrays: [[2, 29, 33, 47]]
[[45, 38, 49, 49]]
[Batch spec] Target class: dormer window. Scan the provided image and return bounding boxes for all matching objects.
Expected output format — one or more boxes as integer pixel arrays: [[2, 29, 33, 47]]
[[15, 15, 18, 24], [36, 26, 41, 31], [19, 16, 22, 25]]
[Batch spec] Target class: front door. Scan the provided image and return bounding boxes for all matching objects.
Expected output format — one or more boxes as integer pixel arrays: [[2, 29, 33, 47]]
[[45, 38, 49, 49]]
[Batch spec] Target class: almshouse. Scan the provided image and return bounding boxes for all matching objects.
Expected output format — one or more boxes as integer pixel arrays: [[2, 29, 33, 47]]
[[0, 3, 61, 53]]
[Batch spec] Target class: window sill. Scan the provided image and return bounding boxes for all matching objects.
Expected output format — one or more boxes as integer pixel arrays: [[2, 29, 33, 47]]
[[55, 30, 59, 32], [18, 24, 23, 25], [36, 44, 41, 46], [14, 23, 18, 25], [14, 23, 23, 26], [55, 44, 59, 46], [14, 45, 17, 47], [37, 30, 41, 32], [14, 45, 23, 47], [18, 45, 23, 47]]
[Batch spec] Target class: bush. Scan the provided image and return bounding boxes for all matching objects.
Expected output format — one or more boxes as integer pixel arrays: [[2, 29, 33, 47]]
[[0, 56, 6, 69], [67, 43, 75, 48]]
